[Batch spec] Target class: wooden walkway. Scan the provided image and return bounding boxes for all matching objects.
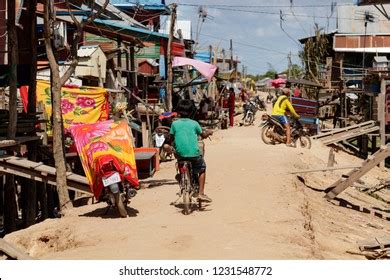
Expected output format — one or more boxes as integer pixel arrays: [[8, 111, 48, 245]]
[[0, 156, 91, 195], [312, 121, 379, 145]]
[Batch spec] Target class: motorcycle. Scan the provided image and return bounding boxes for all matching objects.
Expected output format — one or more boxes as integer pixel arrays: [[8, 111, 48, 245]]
[[153, 126, 173, 162], [260, 114, 312, 149], [95, 155, 138, 217], [266, 92, 273, 104], [242, 96, 266, 126]]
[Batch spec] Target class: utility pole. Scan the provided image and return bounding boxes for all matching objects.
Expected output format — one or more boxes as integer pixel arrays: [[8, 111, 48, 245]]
[[230, 39, 233, 70], [287, 52, 292, 78], [222, 48, 226, 71], [209, 45, 212, 63], [166, 3, 177, 112], [178, 28, 192, 100]]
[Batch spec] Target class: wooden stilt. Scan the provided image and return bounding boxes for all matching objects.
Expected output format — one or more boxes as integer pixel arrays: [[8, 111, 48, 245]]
[[4, 175, 17, 233]]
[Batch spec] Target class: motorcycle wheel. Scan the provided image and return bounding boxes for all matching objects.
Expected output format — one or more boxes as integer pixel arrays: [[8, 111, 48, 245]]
[[114, 193, 127, 218], [244, 113, 253, 126], [261, 125, 274, 145], [299, 135, 312, 149]]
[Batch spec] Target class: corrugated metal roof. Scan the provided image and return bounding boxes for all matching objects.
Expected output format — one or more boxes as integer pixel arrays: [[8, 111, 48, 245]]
[[77, 45, 99, 57]]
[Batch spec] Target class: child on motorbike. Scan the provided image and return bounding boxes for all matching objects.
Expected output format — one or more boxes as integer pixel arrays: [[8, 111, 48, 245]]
[[170, 99, 213, 203]]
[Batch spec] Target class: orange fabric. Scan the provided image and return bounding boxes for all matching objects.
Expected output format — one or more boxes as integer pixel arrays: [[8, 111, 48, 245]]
[[70, 119, 139, 199]]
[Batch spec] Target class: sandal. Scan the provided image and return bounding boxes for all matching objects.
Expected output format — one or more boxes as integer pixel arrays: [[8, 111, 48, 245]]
[[197, 194, 213, 203]]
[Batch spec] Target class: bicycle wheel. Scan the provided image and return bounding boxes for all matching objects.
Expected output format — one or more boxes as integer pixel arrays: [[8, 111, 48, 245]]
[[182, 169, 192, 215]]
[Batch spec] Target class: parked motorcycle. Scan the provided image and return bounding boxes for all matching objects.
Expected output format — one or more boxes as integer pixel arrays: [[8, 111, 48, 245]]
[[266, 92, 273, 104], [153, 126, 173, 162], [95, 155, 138, 217], [242, 96, 266, 126], [260, 114, 311, 149]]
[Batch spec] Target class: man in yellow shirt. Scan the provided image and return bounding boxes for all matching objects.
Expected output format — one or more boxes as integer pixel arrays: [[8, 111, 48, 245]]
[[272, 87, 300, 147]]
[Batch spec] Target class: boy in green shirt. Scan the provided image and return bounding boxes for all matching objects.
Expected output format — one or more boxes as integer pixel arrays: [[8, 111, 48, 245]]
[[170, 99, 213, 202]]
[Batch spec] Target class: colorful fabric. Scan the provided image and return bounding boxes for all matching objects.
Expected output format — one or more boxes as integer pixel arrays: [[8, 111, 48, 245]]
[[172, 57, 217, 82], [36, 80, 109, 135], [70, 119, 139, 199], [170, 118, 202, 158]]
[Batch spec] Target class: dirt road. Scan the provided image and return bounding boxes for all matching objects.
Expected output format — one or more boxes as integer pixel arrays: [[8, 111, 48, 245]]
[[5, 107, 390, 259]]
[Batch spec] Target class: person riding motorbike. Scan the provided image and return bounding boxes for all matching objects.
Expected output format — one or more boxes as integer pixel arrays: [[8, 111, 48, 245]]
[[271, 87, 300, 147], [170, 99, 213, 202]]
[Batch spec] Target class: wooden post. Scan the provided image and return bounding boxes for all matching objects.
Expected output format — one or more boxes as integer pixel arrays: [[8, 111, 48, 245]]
[[4, 0, 18, 235], [130, 46, 137, 88], [117, 37, 122, 69], [25, 1, 38, 227], [166, 3, 177, 112], [379, 79, 386, 167], [0, 176, 4, 232], [7, 0, 18, 140], [37, 182, 48, 220], [23, 141, 38, 227], [28, 0, 37, 114], [4, 175, 17, 233], [46, 184, 56, 218], [141, 121, 148, 148], [326, 57, 333, 89], [125, 48, 131, 89]]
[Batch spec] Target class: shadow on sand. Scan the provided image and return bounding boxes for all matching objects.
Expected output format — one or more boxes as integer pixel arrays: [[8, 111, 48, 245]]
[[80, 204, 139, 219]]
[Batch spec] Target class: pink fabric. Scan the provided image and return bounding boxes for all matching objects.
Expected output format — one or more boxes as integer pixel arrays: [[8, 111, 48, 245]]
[[271, 78, 287, 88], [172, 57, 217, 82]]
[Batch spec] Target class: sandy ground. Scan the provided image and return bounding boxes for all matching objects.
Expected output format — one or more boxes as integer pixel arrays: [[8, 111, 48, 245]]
[[4, 97, 390, 260]]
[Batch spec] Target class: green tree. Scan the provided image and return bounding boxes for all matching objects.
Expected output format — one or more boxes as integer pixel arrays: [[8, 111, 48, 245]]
[[299, 24, 329, 84], [289, 64, 304, 78]]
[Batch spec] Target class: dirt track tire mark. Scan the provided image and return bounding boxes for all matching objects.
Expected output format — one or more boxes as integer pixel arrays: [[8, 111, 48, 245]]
[[295, 180, 323, 259]]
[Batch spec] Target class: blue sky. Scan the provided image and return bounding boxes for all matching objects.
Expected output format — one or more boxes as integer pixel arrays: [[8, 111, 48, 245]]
[[165, 0, 356, 75]]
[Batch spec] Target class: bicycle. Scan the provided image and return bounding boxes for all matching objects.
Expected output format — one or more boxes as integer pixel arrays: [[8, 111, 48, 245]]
[[175, 160, 202, 215]]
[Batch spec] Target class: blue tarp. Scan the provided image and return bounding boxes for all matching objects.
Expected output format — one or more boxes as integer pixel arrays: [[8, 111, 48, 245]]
[[194, 51, 211, 63], [111, 0, 167, 10]]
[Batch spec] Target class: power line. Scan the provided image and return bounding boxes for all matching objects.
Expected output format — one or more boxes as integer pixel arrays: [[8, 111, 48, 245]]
[[177, 4, 388, 22], [177, 3, 354, 9]]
